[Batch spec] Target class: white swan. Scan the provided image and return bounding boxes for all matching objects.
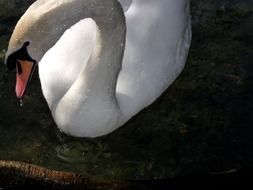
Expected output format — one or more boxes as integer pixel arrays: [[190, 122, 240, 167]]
[[5, 0, 191, 137]]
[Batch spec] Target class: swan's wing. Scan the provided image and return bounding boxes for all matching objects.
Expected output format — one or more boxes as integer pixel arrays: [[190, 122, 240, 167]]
[[39, 18, 97, 109], [116, 0, 191, 120]]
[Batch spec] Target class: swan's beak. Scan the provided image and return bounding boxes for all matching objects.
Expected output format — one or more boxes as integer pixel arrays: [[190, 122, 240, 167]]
[[15, 60, 36, 99]]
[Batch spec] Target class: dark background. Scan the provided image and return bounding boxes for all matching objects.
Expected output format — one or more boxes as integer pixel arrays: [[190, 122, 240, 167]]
[[0, 0, 252, 180]]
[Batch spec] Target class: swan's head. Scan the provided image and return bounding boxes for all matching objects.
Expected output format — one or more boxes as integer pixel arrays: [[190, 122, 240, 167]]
[[5, 5, 57, 99], [5, 13, 39, 99], [5, 40, 37, 99], [5, 16, 39, 99]]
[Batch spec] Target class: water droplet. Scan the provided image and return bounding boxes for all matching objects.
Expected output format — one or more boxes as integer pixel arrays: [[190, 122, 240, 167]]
[[19, 99, 24, 107]]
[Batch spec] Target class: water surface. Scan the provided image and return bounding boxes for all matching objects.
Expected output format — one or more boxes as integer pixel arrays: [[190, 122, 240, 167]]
[[0, 0, 252, 180]]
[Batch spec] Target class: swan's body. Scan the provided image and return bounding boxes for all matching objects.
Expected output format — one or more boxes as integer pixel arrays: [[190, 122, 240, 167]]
[[5, 0, 191, 137]]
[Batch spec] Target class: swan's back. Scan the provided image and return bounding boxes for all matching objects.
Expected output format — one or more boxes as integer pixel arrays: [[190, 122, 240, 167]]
[[116, 0, 191, 121]]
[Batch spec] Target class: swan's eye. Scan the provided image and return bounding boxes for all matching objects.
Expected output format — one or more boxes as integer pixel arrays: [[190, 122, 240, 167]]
[[6, 41, 36, 71]]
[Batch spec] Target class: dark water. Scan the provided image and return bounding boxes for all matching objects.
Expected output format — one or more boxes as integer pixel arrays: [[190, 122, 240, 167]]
[[0, 0, 252, 180]]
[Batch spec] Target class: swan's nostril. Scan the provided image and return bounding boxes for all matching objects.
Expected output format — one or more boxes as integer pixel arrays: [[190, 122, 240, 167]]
[[17, 61, 23, 75]]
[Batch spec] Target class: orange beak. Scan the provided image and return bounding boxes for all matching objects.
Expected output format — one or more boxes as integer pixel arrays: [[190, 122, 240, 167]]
[[15, 60, 35, 99]]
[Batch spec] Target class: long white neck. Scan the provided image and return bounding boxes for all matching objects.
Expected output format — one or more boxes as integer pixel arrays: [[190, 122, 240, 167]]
[[38, 0, 126, 137]]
